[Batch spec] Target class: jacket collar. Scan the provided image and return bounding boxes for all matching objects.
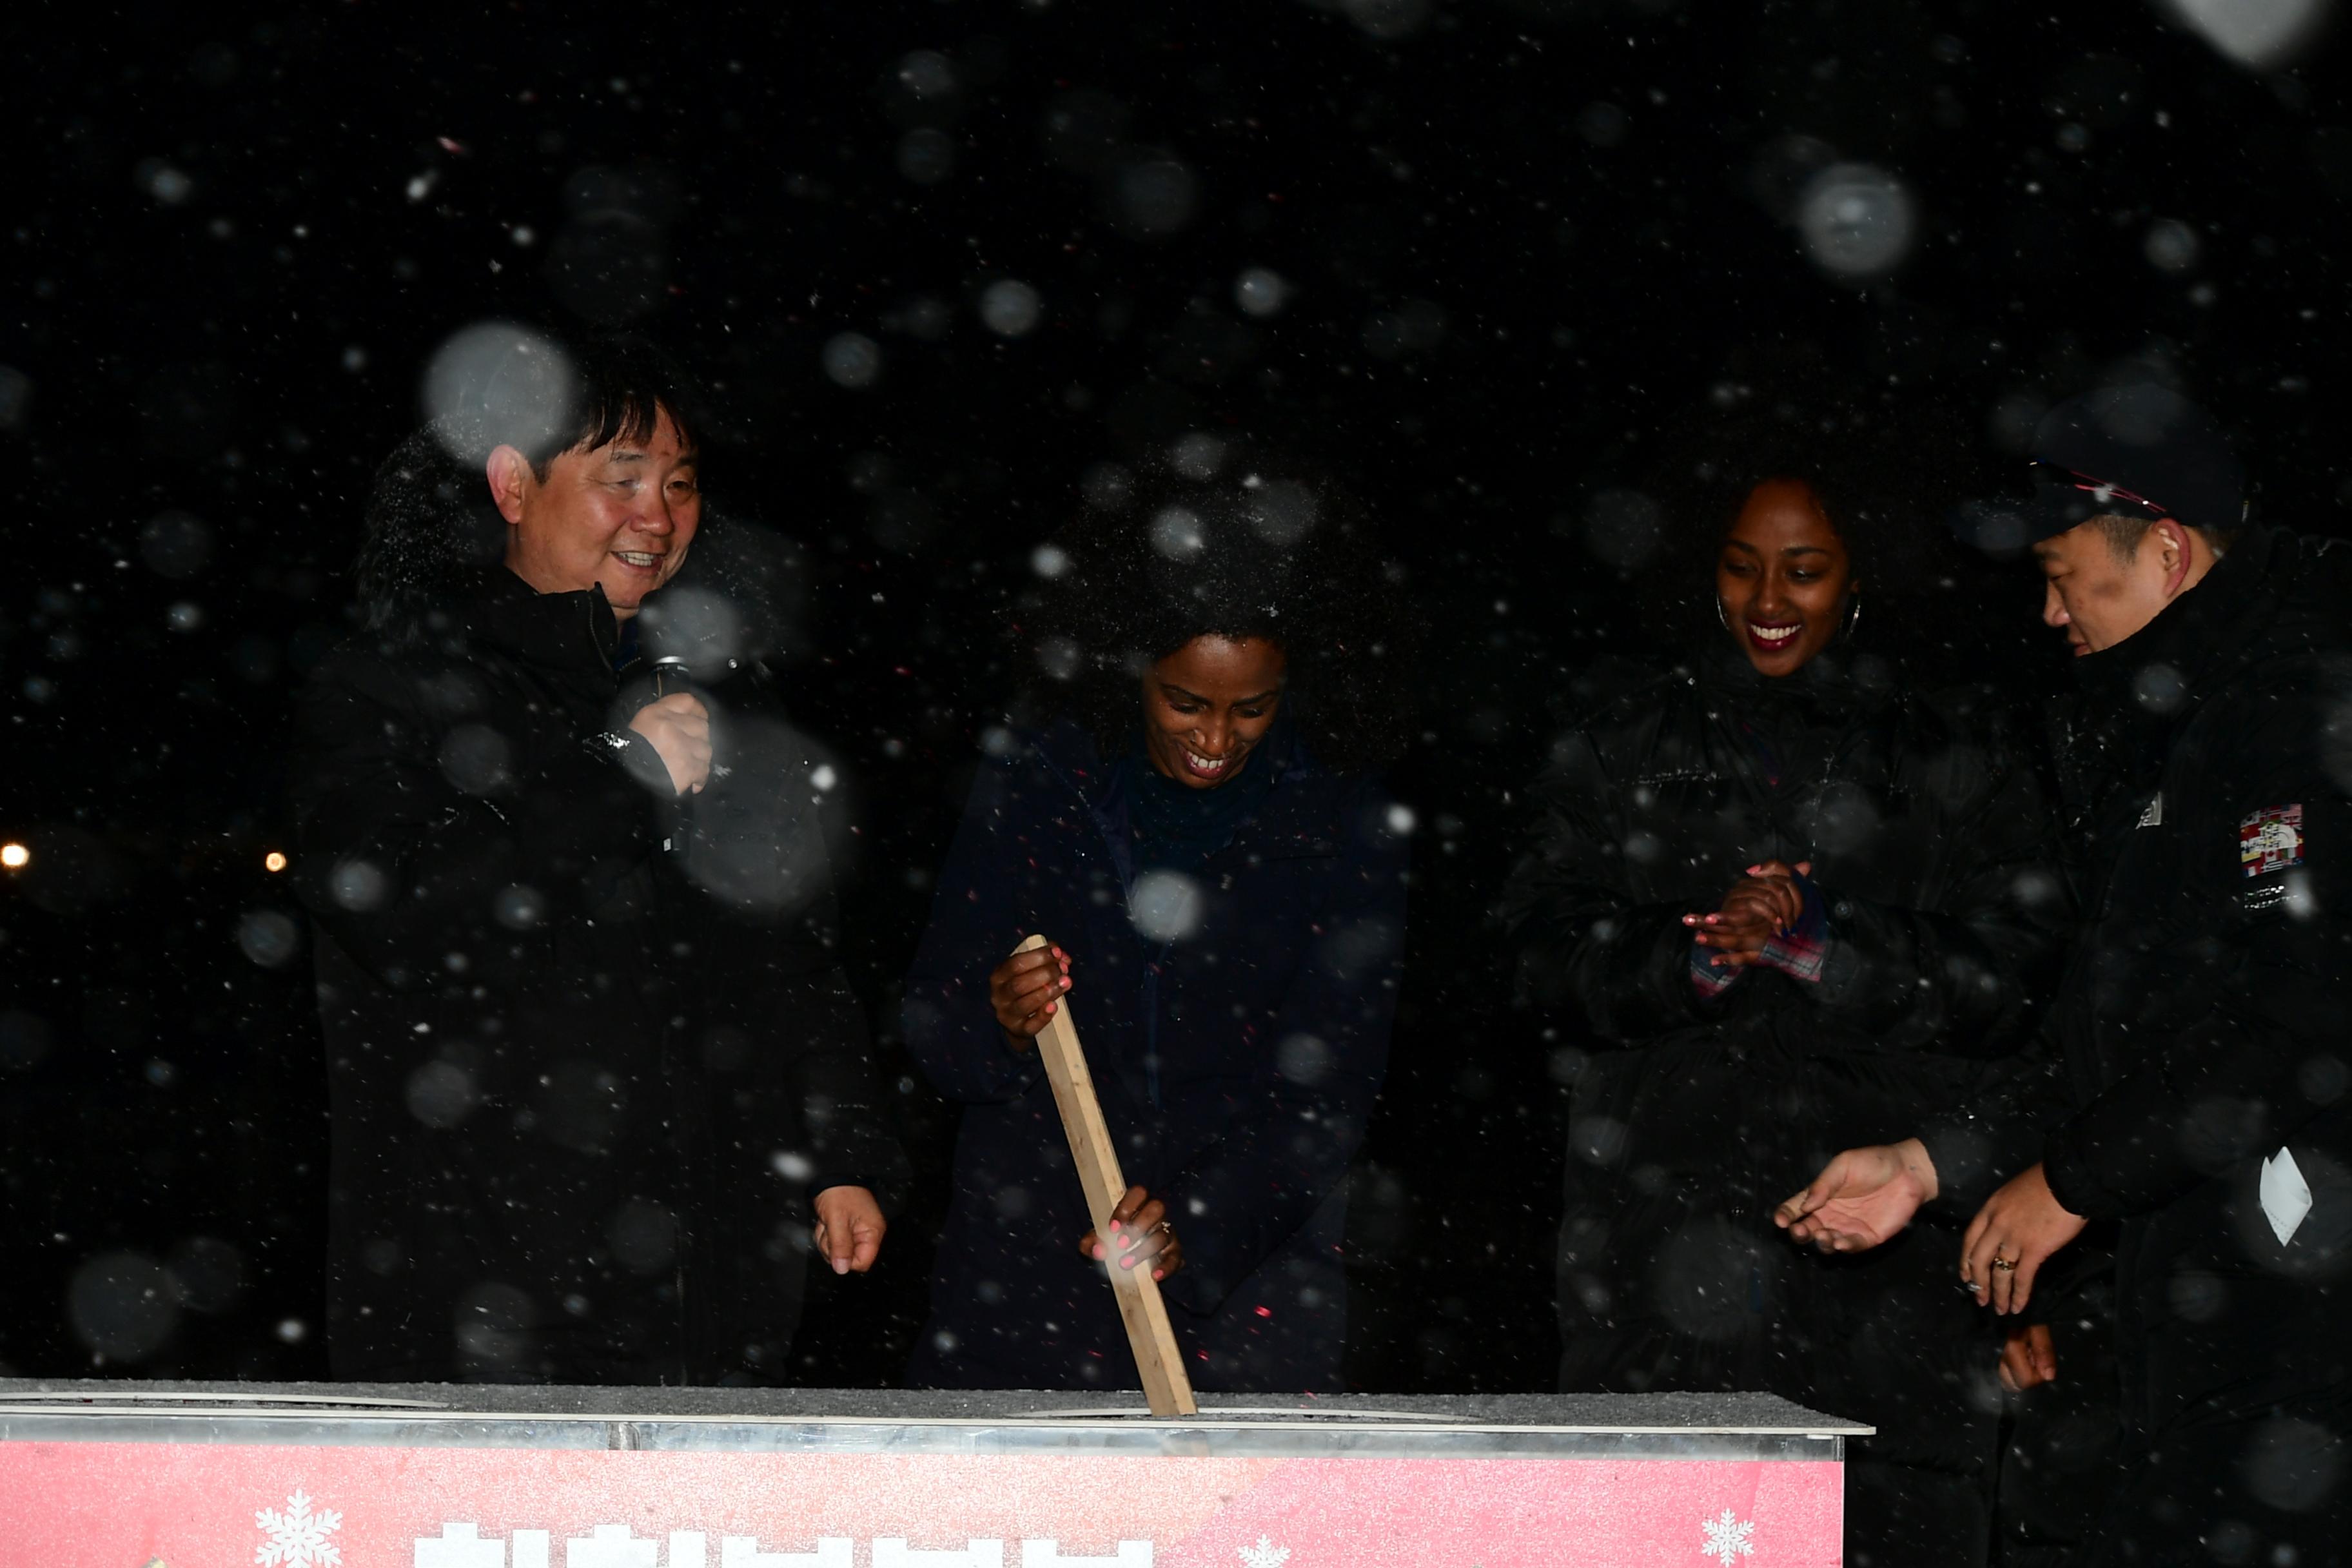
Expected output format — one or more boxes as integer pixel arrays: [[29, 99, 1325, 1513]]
[[2051, 525, 2308, 812], [2066, 524, 2286, 759], [1033, 716, 1310, 799], [407, 560, 628, 678], [1029, 717, 1329, 856], [1692, 632, 1899, 725]]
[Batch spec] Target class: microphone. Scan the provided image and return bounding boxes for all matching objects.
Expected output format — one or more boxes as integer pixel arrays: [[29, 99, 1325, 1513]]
[[638, 585, 741, 689], [634, 611, 714, 865], [637, 591, 735, 865]]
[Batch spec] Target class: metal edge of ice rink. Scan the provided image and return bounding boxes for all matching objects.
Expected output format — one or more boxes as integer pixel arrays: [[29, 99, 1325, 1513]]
[[0, 1383, 1867, 1461]]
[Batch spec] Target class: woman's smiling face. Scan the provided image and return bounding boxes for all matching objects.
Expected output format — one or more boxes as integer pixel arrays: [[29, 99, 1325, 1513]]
[[1141, 635, 1287, 789], [1715, 477, 1857, 677]]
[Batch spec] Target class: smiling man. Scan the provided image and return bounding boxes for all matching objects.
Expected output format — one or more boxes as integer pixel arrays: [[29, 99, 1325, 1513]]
[[493, 400, 701, 619], [1778, 385, 2352, 1563], [292, 330, 902, 1386]]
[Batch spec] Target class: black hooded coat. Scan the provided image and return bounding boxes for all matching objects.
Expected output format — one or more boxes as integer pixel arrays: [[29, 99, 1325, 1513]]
[[1500, 637, 2070, 1567], [1925, 524, 2352, 1562], [288, 426, 903, 1384]]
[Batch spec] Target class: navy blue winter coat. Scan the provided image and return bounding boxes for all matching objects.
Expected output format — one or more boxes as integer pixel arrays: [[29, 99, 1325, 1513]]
[[902, 721, 1407, 1392]]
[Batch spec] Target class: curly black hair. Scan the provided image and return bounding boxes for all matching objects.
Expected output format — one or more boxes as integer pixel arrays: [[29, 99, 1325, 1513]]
[[1626, 381, 1980, 650], [1020, 438, 1419, 772]]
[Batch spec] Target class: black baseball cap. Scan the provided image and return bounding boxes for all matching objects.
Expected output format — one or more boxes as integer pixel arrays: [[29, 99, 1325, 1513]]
[[1952, 384, 2245, 553]]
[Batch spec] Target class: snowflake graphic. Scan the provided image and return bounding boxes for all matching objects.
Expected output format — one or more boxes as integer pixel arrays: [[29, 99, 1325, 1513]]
[[1237, 1536, 1291, 1568], [255, 1489, 342, 1567], [1700, 1508, 1756, 1565]]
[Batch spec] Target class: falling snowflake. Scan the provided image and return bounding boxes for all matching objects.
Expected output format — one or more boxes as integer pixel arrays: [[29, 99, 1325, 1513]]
[[1700, 1508, 1756, 1565], [255, 1489, 342, 1567], [1237, 1536, 1291, 1568]]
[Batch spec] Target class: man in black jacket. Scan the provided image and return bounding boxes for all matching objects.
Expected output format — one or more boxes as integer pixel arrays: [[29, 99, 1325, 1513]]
[[1781, 386, 2352, 1562], [292, 331, 903, 1384]]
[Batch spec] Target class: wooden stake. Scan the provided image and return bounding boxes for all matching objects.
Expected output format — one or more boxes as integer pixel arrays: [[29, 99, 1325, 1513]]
[[1014, 932, 1199, 1416]]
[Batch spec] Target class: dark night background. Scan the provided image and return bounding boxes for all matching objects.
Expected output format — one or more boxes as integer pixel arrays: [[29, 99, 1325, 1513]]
[[5, 0, 2351, 1388]]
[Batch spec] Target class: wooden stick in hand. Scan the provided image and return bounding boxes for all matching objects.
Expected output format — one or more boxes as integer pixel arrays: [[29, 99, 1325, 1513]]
[[1012, 932, 1199, 1417]]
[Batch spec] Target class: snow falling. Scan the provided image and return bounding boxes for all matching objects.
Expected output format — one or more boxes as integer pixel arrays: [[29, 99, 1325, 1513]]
[[9, 3, 2352, 1560]]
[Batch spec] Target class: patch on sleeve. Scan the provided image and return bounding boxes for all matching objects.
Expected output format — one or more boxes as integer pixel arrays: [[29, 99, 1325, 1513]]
[[2240, 804, 2306, 879]]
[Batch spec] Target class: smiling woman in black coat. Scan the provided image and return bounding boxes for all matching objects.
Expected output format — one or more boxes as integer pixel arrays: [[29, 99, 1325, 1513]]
[[290, 333, 902, 1385], [1499, 407, 2072, 1568], [902, 445, 1415, 1393]]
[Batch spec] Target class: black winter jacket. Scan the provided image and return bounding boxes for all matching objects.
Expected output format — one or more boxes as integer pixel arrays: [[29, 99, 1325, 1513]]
[[1501, 641, 2069, 1440], [1926, 525, 2352, 1451], [289, 426, 902, 1384]]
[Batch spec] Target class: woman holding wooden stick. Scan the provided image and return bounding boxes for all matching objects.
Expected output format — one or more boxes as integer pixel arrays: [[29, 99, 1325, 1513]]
[[902, 442, 1415, 1393]]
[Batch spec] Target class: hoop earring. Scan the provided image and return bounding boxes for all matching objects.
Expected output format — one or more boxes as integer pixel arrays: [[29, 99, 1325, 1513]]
[[1843, 596, 1863, 639], [1716, 598, 1732, 632]]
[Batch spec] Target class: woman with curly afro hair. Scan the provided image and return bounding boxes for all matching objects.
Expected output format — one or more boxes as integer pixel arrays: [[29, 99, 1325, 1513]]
[[901, 438, 1417, 1393], [1500, 392, 2072, 1568]]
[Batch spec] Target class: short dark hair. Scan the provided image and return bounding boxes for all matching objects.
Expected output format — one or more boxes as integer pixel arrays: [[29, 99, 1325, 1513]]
[[1021, 441, 1419, 772], [353, 329, 705, 628], [431, 324, 703, 476], [514, 330, 703, 478]]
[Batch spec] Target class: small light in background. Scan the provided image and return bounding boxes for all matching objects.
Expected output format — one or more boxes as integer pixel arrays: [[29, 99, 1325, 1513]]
[[0, 843, 27, 870], [264, 851, 288, 873]]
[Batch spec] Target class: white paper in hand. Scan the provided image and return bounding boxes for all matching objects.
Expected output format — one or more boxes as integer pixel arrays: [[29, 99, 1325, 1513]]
[[2260, 1146, 2314, 1246]]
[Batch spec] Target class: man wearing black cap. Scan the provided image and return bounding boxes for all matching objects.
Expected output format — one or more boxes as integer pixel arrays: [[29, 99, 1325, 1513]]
[[1778, 384, 2352, 1561]]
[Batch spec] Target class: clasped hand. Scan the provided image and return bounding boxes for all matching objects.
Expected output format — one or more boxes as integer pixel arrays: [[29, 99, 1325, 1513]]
[[988, 943, 1072, 1047], [1079, 1184, 1185, 1282], [627, 692, 712, 796], [1683, 859, 1810, 970], [811, 1184, 887, 1276]]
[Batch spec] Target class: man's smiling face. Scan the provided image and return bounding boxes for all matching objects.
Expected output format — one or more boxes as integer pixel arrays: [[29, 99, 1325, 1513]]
[[491, 405, 701, 620]]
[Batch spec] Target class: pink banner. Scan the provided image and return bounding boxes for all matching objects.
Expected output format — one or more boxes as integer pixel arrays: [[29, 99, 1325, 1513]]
[[0, 1442, 1839, 1566]]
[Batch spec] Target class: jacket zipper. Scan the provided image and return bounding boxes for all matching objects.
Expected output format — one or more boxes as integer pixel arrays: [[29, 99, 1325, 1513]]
[[591, 591, 698, 1380]]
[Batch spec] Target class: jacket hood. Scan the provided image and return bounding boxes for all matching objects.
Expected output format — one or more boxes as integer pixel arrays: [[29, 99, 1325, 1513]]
[[354, 420, 813, 671]]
